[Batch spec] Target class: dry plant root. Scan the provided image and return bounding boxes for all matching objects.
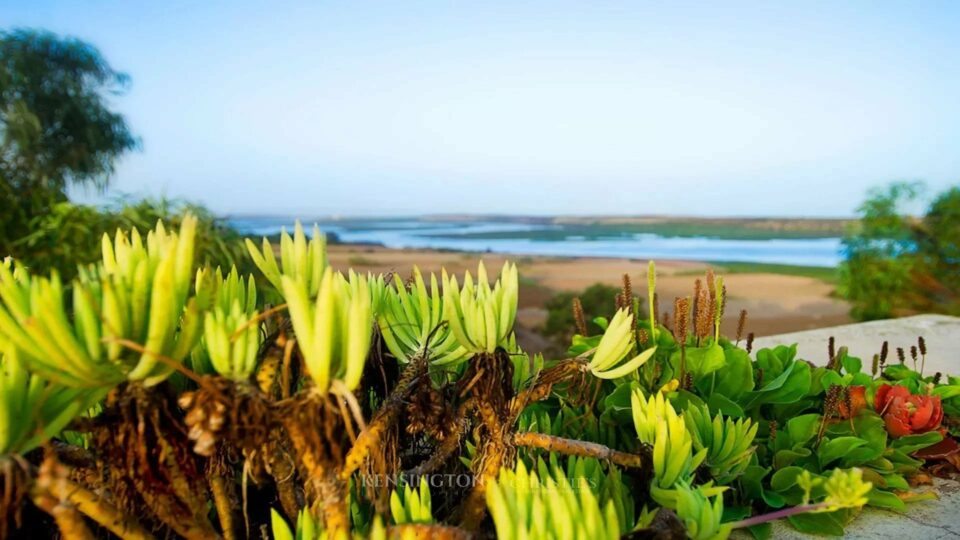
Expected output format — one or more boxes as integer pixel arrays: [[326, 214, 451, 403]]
[[95, 385, 219, 540], [459, 350, 515, 531], [180, 376, 274, 458], [0, 455, 31, 538], [30, 490, 94, 540], [509, 358, 588, 418], [207, 449, 239, 540], [406, 400, 474, 477], [33, 456, 154, 540], [340, 356, 426, 482], [512, 432, 645, 468], [264, 430, 302, 520], [281, 391, 350, 536], [388, 523, 473, 540], [317, 473, 350, 536]]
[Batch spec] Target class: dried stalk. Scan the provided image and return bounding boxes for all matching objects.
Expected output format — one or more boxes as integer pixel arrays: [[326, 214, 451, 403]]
[[512, 432, 644, 468]]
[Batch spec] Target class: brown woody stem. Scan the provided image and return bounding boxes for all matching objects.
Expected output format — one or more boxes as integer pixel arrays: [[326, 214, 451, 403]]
[[31, 491, 95, 540], [34, 459, 155, 540], [388, 524, 472, 539], [512, 432, 644, 468], [405, 400, 475, 477], [339, 357, 426, 481]]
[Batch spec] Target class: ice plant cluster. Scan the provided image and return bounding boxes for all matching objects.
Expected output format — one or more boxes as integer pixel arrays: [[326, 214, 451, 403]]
[[441, 261, 518, 354], [0, 219, 957, 540], [378, 267, 468, 366]]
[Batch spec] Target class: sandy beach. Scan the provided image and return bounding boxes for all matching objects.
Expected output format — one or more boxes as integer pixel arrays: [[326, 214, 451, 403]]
[[327, 245, 852, 340]]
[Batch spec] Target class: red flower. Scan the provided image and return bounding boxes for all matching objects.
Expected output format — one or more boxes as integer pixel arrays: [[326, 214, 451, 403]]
[[838, 386, 867, 418], [874, 384, 943, 438]]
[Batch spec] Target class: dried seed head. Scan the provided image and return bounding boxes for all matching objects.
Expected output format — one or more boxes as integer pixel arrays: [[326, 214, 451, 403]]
[[933, 372, 943, 384], [825, 385, 843, 417], [682, 372, 694, 390], [755, 366, 763, 386], [717, 282, 727, 322], [706, 268, 717, 298], [897, 347, 906, 364], [828, 336, 836, 363], [736, 309, 748, 343], [769, 420, 778, 443], [622, 274, 633, 311], [842, 387, 853, 418], [910, 345, 918, 361], [674, 297, 690, 346], [615, 293, 626, 311], [694, 285, 711, 340], [572, 297, 588, 336], [918, 336, 927, 356], [880, 341, 889, 366], [638, 328, 650, 347], [746, 332, 755, 353], [871, 354, 879, 376]]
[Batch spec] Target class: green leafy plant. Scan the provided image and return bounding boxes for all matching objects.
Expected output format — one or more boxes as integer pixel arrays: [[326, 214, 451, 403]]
[[0, 215, 957, 540], [194, 266, 261, 380], [588, 308, 657, 379], [378, 267, 468, 366], [631, 389, 708, 507], [246, 220, 327, 297], [672, 482, 731, 540], [442, 261, 518, 354], [683, 403, 757, 484], [389, 478, 434, 525], [0, 347, 105, 455], [486, 459, 621, 540], [0, 216, 201, 387], [282, 267, 380, 394]]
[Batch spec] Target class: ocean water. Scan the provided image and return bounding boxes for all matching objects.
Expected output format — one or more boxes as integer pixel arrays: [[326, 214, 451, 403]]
[[229, 217, 843, 267]]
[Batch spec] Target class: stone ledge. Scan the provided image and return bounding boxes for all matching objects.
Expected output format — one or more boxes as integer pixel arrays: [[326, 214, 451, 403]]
[[754, 314, 960, 376]]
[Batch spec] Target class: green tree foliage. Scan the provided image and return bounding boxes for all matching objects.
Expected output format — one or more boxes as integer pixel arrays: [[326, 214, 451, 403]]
[[841, 182, 960, 320], [0, 28, 138, 256], [12, 197, 248, 280]]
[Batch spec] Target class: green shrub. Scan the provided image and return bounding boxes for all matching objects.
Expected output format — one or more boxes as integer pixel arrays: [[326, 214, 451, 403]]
[[841, 182, 960, 319], [542, 283, 624, 337]]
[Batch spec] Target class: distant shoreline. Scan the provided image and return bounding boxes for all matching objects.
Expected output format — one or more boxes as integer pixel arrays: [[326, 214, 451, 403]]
[[227, 213, 854, 239], [229, 215, 847, 267]]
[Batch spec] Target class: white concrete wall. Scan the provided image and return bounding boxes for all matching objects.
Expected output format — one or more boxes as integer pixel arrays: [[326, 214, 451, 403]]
[[753, 314, 960, 375]]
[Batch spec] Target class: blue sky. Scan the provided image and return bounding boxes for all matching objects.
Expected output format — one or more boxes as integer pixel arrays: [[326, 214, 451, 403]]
[[8, 1, 960, 217]]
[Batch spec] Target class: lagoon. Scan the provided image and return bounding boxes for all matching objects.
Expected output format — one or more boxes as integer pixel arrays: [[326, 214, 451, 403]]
[[229, 217, 843, 267]]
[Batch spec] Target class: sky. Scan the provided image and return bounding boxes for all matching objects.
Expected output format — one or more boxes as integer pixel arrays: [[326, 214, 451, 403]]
[[6, 1, 960, 217]]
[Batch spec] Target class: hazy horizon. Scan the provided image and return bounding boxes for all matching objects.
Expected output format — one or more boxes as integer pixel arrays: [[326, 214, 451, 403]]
[[11, 1, 960, 217], [221, 211, 858, 220]]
